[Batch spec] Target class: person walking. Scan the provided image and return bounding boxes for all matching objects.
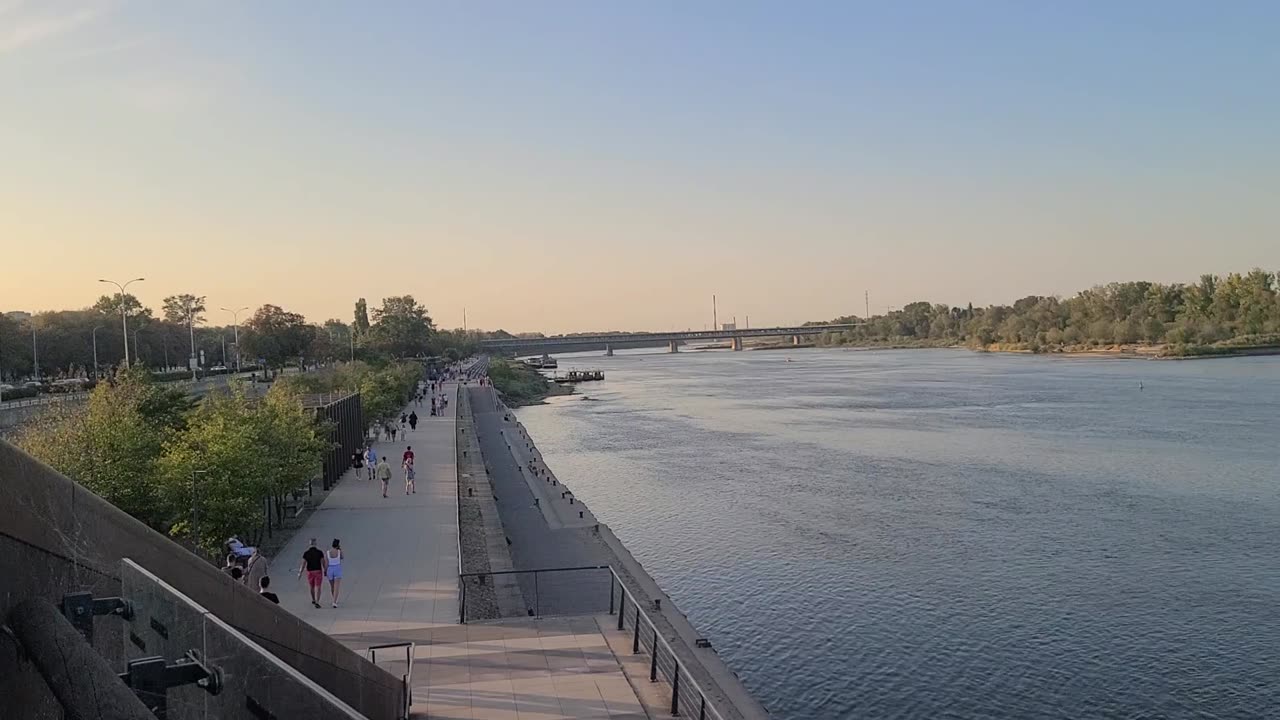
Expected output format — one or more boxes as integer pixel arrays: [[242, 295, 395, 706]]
[[402, 445, 415, 467], [326, 539, 344, 608], [403, 457, 416, 494], [376, 456, 392, 498], [408, 411, 418, 431], [387, 423, 397, 442], [430, 396, 437, 416], [399, 412, 408, 435], [297, 539, 325, 609], [351, 446, 364, 476], [364, 446, 378, 481]]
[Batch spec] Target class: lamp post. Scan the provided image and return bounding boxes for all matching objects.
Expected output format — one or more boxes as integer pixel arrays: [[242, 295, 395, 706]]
[[220, 306, 248, 372], [98, 277, 145, 368], [91, 326, 103, 379], [31, 324, 38, 381]]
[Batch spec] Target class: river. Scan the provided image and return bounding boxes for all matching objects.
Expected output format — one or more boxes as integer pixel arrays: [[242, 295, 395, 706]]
[[515, 348, 1280, 719]]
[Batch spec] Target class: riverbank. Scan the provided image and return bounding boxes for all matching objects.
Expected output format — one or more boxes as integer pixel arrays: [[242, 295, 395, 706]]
[[487, 358, 574, 405], [814, 339, 1280, 360], [462, 383, 771, 719]]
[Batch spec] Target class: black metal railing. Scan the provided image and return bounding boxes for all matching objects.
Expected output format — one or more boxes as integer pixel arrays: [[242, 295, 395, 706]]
[[459, 565, 612, 623], [459, 564, 728, 719], [608, 567, 728, 720], [367, 641, 415, 720]]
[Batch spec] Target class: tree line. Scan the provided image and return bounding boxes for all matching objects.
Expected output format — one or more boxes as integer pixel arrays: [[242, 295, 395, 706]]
[[810, 269, 1280, 355], [1, 293, 482, 382]]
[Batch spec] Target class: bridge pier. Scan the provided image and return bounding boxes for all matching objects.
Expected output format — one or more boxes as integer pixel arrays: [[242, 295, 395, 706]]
[[792, 335, 802, 346], [668, 340, 679, 353], [605, 344, 614, 357], [731, 337, 743, 351]]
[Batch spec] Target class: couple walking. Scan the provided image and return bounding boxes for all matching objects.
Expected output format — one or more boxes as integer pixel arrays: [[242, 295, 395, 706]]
[[298, 538, 344, 608], [369, 446, 416, 497]]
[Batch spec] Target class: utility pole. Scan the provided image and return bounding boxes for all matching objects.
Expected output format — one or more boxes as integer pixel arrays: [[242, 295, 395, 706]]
[[31, 325, 38, 381], [713, 295, 718, 331], [865, 291, 870, 320], [746, 315, 750, 329], [463, 307, 467, 333]]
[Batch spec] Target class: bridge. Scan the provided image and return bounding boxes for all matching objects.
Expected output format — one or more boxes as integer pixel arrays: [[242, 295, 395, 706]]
[[479, 323, 863, 355]]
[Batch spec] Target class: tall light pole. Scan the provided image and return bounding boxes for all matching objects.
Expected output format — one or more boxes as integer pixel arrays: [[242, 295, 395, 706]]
[[221, 306, 248, 372], [91, 326, 103, 379], [99, 277, 145, 368], [31, 324, 38, 381]]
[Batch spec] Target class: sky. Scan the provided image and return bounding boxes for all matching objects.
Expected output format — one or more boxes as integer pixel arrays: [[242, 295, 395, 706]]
[[2, 1, 1278, 334]]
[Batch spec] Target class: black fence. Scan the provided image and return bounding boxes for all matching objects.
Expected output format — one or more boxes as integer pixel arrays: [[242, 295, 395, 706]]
[[459, 565, 613, 623], [305, 392, 362, 491]]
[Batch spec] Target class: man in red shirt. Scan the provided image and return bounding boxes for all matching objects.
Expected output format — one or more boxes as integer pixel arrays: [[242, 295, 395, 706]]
[[402, 446, 414, 466]]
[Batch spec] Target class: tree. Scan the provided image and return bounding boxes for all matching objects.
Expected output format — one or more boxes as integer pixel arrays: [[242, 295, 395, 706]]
[[15, 371, 181, 527], [369, 295, 434, 358], [162, 294, 206, 327], [322, 319, 352, 359], [354, 299, 371, 338], [241, 304, 315, 370], [94, 293, 153, 321]]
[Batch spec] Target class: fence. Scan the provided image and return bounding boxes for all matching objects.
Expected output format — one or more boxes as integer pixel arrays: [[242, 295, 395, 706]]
[[459, 565, 613, 623], [303, 392, 362, 491], [367, 642, 415, 720], [610, 568, 727, 720], [459, 565, 728, 720]]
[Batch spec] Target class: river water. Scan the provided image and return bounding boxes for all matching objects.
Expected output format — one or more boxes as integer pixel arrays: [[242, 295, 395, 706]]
[[516, 348, 1280, 719]]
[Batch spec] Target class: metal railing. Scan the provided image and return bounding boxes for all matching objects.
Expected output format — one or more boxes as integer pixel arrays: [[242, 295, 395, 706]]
[[0, 393, 89, 409], [367, 641, 415, 720], [459, 565, 613, 623], [609, 567, 728, 720], [459, 564, 729, 720]]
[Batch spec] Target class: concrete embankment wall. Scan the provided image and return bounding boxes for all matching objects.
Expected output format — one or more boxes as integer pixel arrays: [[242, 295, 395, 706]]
[[467, 386, 770, 719], [0, 440, 402, 719]]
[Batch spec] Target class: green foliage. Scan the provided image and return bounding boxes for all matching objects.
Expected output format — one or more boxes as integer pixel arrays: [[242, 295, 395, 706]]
[[276, 360, 421, 426], [242, 304, 315, 370], [487, 360, 553, 404], [162, 294, 207, 327], [814, 269, 1280, 355], [159, 384, 325, 554], [369, 295, 434, 358], [15, 372, 180, 524], [354, 299, 370, 337], [93, 293, 152, 321]]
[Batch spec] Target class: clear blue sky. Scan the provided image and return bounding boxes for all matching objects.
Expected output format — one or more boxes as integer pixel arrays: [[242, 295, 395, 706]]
[[2, 1, 1277, 332]]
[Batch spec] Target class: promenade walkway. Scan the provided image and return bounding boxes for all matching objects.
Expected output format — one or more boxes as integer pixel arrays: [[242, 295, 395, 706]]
[[270, 381, 649, 719]]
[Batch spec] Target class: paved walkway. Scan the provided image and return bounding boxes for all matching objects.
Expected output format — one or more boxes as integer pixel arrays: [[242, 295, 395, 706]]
[[274, 388, 460, 637], [270, 379, 651, 719]]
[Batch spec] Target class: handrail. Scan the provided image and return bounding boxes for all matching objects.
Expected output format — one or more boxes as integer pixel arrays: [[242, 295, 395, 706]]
[[368, 641, 415, 720], [609, 566, 728, 720], [459, 564, 609, 578]]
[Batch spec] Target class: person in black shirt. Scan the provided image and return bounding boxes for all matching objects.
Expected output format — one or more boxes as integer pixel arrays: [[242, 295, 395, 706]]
[[298, 538, 325, 608], [259, 576, 280, 604]]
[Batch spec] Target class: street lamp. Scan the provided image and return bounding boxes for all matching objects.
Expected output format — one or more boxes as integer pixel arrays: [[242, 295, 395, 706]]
[[98, 277, 145, 368], [220, 306, 248, 372], [31, 324, 38, 381], [91, 326, 103, 379]]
